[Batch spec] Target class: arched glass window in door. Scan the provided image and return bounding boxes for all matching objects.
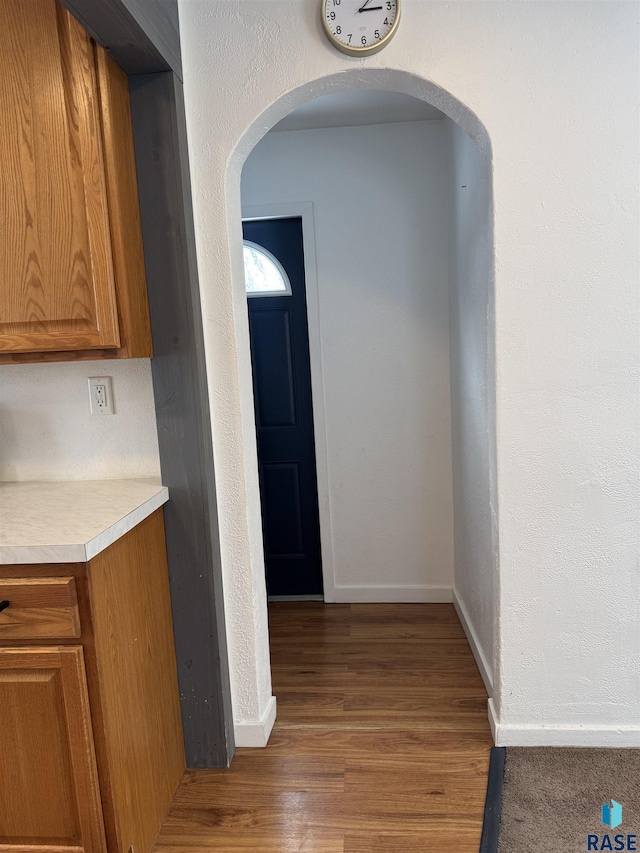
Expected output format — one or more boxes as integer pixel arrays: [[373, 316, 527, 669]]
[[243, 240, 292, 297]]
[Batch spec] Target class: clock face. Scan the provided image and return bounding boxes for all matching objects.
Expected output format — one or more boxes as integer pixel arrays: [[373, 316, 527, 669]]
[[322, 0, 400, 56]]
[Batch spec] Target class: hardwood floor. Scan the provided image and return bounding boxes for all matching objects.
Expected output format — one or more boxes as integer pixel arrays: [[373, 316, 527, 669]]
[[153, 603, 492, 853]]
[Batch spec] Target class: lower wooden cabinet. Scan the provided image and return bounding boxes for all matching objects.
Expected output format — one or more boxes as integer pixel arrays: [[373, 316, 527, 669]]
[[0, 646, 107, 852], [0, 510, 185, 853]]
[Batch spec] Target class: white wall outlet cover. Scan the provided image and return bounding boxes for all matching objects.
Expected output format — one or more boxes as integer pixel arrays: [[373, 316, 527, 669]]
[[88, 376, 115, 415]]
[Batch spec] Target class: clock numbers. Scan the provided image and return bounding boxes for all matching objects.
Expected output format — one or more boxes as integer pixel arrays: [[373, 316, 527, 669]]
[[323, 0, 399, 55]]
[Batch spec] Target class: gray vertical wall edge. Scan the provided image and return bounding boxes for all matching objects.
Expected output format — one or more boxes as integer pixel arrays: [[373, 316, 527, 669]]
[[129, 72, 235, 768], [59, 0, 234, 768]]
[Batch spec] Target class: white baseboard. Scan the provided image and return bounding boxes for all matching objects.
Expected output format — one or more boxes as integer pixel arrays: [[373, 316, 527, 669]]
[[332, 584, 453, 603], [488, 698, 498, 744], [452, 588, 494, 695], [233, 696, 277, 748], [487, 667, 640, 748], [491, 715, 640, 747]]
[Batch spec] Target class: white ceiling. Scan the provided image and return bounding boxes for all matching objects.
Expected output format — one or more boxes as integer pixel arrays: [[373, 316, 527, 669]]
[[271, 90, 445, 133]]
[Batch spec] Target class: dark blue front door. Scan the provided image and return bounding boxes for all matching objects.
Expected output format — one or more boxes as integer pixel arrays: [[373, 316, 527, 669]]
[[244, 217, 323, 597]]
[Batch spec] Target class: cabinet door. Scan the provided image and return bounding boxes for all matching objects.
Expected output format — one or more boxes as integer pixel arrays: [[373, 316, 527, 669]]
[[0, 0, 120, 354], [0, 646, 107, 853]]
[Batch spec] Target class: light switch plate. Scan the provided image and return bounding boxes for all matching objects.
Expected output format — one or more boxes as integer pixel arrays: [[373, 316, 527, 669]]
[[88, 376, 115, 415]]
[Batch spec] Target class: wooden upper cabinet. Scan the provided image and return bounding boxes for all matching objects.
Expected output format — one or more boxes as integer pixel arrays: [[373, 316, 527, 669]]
[[0, 0, 119, 353], [93, 48, 153, 360], [0, 0, 152, 361]]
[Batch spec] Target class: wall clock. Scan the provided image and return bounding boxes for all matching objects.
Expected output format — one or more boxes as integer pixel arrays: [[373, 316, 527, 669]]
[[322, 0, 400, 57]]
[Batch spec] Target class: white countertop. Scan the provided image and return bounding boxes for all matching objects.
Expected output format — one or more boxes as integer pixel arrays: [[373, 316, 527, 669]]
[[0, 479, 169, 564]]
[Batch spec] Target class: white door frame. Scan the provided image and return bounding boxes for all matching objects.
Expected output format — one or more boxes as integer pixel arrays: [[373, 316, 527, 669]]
[[241, 201, 336, 602]]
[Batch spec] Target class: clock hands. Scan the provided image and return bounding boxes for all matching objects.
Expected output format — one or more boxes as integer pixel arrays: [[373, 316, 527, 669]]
[[324, 0, 399, 53]]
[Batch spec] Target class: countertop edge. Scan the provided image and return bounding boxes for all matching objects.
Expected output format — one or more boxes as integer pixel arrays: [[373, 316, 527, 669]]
[[84, 486, 169, 562], [0, 485, 169, 566]]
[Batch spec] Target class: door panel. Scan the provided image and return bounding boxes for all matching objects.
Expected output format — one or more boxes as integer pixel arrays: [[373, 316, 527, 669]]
[[261, 462, 305, 557], [244, 217, 323, 596], [0, 646, 107, 852], [0, 0, 120, 354], [0, 667, 79, 842], [250, 308, 297, 429]]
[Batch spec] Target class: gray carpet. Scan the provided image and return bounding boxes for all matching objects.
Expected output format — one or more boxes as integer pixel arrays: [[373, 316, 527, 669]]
[[497, 748, 640, 853]]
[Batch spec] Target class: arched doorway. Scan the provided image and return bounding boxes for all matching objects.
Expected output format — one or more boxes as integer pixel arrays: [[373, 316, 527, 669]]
[[211, 69, 497, 747]]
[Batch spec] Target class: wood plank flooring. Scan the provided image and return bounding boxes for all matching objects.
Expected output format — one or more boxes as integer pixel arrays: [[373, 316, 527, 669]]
[[153, 603, 492, 853]]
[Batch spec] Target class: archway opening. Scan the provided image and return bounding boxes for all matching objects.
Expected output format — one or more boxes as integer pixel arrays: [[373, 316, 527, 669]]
[[221, 70, 498, 750]]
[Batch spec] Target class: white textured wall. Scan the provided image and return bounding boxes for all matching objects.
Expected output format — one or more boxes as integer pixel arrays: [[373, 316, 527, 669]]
[[447, 118, 497, 693], [0, 360, 161, 482], [242, 121, 454, 599], [179, 0, 640, 744]]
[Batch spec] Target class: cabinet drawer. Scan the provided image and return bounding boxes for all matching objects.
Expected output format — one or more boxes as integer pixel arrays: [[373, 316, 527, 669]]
[[0, 577, 80, 639]]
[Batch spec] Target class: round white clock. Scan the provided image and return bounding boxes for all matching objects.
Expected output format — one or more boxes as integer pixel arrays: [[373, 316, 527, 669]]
[[322, 0, 400, 57]]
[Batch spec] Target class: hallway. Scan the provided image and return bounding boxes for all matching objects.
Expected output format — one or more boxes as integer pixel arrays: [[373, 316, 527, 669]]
[[153, 603, 492, 852]]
